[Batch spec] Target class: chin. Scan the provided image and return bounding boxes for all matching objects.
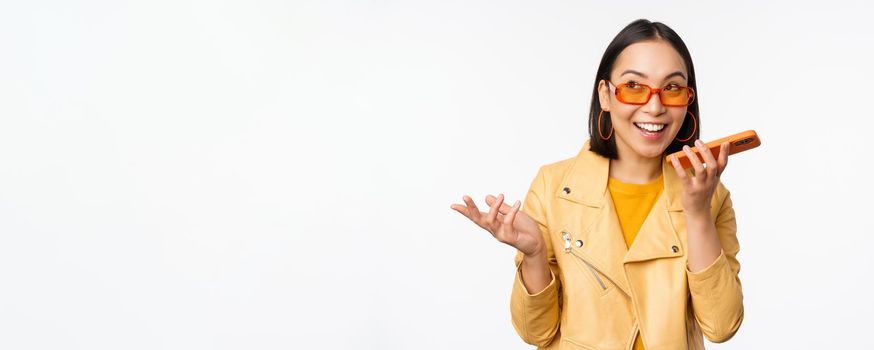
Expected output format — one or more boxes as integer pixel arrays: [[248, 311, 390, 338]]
[[633, 144, 669, 159]]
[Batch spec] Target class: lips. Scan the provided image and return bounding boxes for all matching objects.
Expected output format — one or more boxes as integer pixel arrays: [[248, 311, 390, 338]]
[[634, 122, 667, 140], [633, 122, 666, 132]]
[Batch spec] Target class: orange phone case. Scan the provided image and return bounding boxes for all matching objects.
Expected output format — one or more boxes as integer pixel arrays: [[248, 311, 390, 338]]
[[665, 130, 761, 169]]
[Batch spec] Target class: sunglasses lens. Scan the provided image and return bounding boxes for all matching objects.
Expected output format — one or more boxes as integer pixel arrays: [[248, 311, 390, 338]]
[[661, 86, 692, 106], [617, 84, 651, 104]]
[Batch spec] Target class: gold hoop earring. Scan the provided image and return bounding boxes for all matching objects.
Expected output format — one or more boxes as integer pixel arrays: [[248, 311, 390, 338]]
[[598, 110, 613, 140], [674, 111, 697, 142]]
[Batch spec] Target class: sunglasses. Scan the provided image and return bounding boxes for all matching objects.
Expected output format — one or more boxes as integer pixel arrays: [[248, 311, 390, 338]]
[[607, 80, 695, 107]]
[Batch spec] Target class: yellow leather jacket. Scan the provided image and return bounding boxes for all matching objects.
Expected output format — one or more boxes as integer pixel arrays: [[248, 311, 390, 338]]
[[510, 139, 744, 350]]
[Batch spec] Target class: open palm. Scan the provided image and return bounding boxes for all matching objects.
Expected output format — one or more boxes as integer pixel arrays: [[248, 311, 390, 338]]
[[450, 193, 544, 257]]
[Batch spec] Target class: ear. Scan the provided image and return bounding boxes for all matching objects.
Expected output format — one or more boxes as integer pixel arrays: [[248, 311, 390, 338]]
[[597, 79, 611, 112]]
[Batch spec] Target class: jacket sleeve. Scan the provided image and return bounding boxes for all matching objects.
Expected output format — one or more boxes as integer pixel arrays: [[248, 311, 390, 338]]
[[686, 182, 745, 343], [510, 166, 562, 347]]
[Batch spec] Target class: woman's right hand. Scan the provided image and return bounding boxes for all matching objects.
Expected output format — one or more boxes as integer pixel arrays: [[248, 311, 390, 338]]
[[450, 194, 545, 257]]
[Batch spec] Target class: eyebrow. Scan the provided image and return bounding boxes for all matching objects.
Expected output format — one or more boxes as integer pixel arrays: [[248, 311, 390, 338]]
[[620, 69, 687, 81]]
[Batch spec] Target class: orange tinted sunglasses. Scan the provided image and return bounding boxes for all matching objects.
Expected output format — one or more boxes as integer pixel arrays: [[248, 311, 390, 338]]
[[607, 80, 695, 107]]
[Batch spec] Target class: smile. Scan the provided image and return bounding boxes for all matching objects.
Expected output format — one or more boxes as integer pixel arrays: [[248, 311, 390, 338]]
[[633, 122, 666, 132], [633, 122, 667, 140]]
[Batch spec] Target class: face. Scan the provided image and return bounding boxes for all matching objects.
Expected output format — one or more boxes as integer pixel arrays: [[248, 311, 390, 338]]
[[598, 40, 691, 160]]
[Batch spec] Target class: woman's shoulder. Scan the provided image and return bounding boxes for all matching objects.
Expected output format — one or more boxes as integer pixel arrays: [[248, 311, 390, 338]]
[[532, 141, 602, 185], [714, 179, 733, 206], [540, 155, 577, 175], [531, 153, 578, 185]]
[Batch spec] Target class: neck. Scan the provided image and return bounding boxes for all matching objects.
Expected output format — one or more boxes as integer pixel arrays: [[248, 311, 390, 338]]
[[609, 143, 663, 184]]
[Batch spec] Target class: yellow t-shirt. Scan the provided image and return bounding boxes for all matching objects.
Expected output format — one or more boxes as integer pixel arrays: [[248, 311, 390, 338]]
[[608, 172, 664, 350]]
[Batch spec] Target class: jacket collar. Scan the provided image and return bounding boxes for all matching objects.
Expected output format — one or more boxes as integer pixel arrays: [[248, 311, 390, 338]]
[[557, 139, 685, 212], [555, 139, 686, 296]]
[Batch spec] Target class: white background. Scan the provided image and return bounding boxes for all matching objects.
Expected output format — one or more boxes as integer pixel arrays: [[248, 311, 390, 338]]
[[1, 1, 873, 349]]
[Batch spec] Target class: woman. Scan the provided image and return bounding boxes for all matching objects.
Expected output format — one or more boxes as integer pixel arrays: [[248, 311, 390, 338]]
[[450, 19, 744, 349]]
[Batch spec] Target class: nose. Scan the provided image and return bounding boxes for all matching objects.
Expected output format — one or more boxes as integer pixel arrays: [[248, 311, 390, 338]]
[[642, 90, 666, 115]]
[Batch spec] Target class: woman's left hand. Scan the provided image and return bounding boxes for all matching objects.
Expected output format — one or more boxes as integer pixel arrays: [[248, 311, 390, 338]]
[[669, 139, 730, 217]]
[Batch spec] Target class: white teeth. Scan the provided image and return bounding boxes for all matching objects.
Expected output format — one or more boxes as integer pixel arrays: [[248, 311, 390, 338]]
[[634, 123, 665, 132]]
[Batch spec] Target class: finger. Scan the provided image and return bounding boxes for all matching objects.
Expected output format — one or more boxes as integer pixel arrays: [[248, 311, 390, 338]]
[[451, 203, 480, 220], [495, 200, 521, 243], [486, 194, 515, 215], [485, 193, 504, 224], [717, 142, 729, 177], [670, 154, 690, 183], [462, 195, 483, 221], [503, 200, 521, 227], [450, 203, 469, 218], [695, 139, 718, 178], [683, 144, 705, 179]]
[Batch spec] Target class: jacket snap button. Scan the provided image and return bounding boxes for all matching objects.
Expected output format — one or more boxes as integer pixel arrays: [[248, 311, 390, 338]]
[[575, 239, 584, 248], [563, 187, 571, 194], [671, 245, 679, 253]]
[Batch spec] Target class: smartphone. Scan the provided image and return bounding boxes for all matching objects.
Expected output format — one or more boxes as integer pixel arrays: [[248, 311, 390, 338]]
[[665, 130, 761, 169]]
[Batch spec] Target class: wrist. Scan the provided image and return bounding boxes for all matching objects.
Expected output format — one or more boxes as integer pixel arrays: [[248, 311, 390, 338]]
[[684, 207, 712, 221], [521, 249, 549, 275], [522, 246, 547, 261], [685, 210, 716, 238]]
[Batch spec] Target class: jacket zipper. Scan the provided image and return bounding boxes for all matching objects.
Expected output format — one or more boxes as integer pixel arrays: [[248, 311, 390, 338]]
[[627, 323, 639, 350], [562, 231, 607, 290]]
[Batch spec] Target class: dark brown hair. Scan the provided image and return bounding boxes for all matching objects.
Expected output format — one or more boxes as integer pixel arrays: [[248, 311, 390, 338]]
[[588, 19, 700, 159]]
